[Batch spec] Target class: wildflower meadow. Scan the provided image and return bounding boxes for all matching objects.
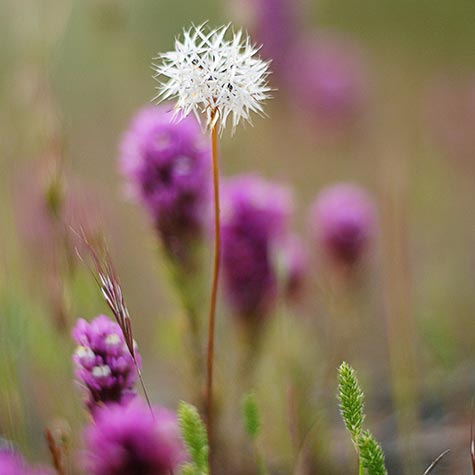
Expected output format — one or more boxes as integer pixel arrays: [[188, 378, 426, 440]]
[[1, 1, 475, 474]]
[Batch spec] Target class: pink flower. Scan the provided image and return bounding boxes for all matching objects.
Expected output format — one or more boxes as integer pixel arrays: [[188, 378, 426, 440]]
[[0, 449, 51, 475], [72, 315, 140, 412], [84, 400, 186, 475], [119, 105, 211, 264], [221, 174, 293, 321], [309, 184, 376, 266], [285, 33, 368, 127]]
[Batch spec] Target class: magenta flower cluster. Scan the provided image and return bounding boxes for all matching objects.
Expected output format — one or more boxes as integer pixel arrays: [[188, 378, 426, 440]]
[[84, 400, 185, 475], [72, 314, 140, 411], [119, 105, 210, 263], [221, 174, 293, 322], [309, 183, 376, 267]]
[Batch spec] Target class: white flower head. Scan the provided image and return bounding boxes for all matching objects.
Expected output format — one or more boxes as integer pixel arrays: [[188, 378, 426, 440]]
[[153, 23, 272, 134]]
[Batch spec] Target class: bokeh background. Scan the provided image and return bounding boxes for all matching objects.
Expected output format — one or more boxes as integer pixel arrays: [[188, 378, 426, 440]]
[[1, 0, 475, 474]]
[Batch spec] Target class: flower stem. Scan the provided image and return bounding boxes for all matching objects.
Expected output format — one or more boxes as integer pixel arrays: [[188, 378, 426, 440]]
[[168, 255, 205, 408], [358, 455, 364, 475], [205, 122, 220, 455]]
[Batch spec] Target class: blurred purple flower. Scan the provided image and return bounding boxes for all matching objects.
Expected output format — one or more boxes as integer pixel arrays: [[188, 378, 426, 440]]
[[84, 400, 185, 475], [72, 315, 140, 412], [0, 449, 51, 475], [309, 184, 376, 267], [253, 0, 300, 75], [221, 174, 293, 322], [284, 34, 368, 126], [277, 234, 307, 302], [119, 105, 210, 264], [227, 0, 300, 78], [0, 450, 26, 475]]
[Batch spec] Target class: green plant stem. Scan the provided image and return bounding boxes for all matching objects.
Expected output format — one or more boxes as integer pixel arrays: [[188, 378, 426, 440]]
[[358, 456, 364, 475], [169, 257, 205, 407], [256, 449, 268, 475]]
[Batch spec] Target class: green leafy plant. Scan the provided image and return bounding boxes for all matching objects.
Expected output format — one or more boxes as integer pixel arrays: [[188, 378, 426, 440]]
[[178, 402, 209, 475], [337, 362, 387, 475]]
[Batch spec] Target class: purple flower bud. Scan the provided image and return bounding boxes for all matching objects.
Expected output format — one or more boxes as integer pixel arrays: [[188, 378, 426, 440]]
[[119, 105, 211, 264], [72, 315, 140, 412], [285, 34, 368, 126], [221, 174, 293, 322], [84, 400, 186, 475], [0, 448, 51, 475], [309, 184, 376, 267]]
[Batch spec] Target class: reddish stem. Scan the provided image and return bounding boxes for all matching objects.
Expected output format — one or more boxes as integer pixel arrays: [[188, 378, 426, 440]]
[[205, 122, 220, 461]]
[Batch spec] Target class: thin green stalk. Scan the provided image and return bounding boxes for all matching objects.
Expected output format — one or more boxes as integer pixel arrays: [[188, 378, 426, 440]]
[[168, 256, 205, 404]]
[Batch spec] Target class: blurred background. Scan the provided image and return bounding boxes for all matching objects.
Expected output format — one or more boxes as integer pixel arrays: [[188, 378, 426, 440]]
[[1, 0, 475, 474]]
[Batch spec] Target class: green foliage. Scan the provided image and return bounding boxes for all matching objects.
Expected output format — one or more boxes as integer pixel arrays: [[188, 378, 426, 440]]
[[177, 402, 209, 475], [358, 430, 388, 475], [242, 392, 261, 440], [337, 362, 365, 443]]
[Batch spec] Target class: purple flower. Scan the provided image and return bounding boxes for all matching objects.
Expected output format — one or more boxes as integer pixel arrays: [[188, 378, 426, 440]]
[[277, 234, 307, 302], [0, 449, 51, 475], [221, 174, 292, 322], [284, 34, 368, 126], [119, 105, 210, 264], [72, 315, 140, 412], [0, 450, 25, 475], [250, 0, 300, 77], [309, 184, 376, 267], [228, 0, 300, 81], [84, 400, 186, 475]]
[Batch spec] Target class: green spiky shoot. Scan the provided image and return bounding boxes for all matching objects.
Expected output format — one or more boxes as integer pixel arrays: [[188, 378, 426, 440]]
[[178, 402, 209, 475], [337, 362, 365, 445], [337, 363, 388, 475], [358, 430, 388, 475]]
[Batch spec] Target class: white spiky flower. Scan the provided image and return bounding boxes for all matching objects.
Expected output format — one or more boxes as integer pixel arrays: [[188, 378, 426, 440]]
[[153, 23, 271, 133]]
